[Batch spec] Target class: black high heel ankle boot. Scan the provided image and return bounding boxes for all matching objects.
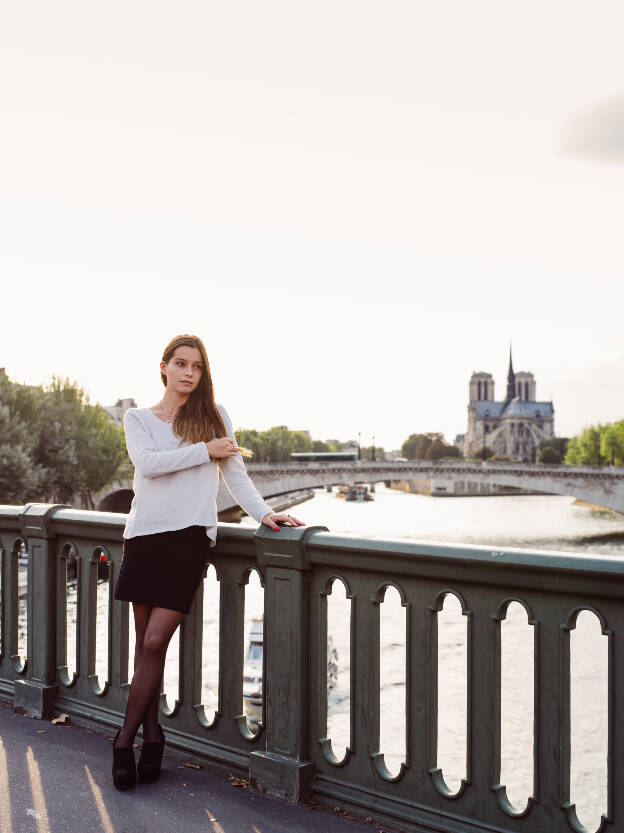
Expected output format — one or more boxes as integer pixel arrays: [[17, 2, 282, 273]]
[[137, 725, 165, 783], [112, 729, 137, 790]]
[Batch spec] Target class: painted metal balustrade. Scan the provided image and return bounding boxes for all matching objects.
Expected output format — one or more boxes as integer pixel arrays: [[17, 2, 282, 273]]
[[0, 503, 622, 833]]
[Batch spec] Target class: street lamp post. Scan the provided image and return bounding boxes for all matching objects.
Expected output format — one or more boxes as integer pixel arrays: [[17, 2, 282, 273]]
[[358, 432, 361, 461], [372, 435, 376, 462]]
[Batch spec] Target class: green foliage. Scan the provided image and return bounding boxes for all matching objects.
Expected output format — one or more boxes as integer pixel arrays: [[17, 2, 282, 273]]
[[326, 439, 344, 452], [74, 403, 127, 507], [312, 439, 329, 452], [235, 425, 345, 462], [360, 445, 386, 461], [539, 446, 562, 463], [538, 438, 568, 464], [0, 373, 126, 506], [401, 432, 461, 460], [564, 422, 624, 466], [0, 375, 45, 503], [600, 420, 624, 466]]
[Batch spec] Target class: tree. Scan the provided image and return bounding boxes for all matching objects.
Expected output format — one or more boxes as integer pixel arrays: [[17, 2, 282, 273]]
[[566, 425, 606, 466], [74, 403, 127, 508], [36, 376, 87, 503], [360, 445, 385, 461], [264, 425, 298, 462], [401, 432, 460, 460], [0, 373, 127, 506], [425, 438, 450, 460], [312, 439, 329, 452], [290, 431, 313, 454], [235, 425, 313, 462], [0, 401, 45, 503], [539, 446, 562, 464], [324, 439, 344, 452], [0, 375, 46, 503], [235, 428, 267, 461], [235, 425, 346, 462], [600, 420, 624, 466], [401, 433, 429, 459], [538, 437, 568, 464]]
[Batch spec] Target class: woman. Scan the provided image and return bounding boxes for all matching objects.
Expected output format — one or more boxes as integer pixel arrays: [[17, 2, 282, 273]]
[[111, 333, 304, 790]]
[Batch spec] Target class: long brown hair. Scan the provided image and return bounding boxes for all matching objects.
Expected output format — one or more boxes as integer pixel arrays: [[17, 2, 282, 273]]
[[161, 334, 228, 447]]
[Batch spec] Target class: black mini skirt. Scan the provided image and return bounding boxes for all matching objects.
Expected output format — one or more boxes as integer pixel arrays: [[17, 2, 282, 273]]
[[114, 525, 209, 615]]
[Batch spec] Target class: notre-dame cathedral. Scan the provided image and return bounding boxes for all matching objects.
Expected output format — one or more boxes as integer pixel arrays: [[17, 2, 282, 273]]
[[464, 349, 554, 462]]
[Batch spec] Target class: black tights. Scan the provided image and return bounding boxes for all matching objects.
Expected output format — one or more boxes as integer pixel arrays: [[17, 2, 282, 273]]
[[115, 605, 184, 749]]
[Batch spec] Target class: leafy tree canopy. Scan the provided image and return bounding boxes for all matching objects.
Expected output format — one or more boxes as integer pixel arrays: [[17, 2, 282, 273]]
[[538, 437, 569, 464], [565, 421, 624, 466], [400, 432, 461, 460], [236, 426, 348, 462], [0, 373, 126, 506]]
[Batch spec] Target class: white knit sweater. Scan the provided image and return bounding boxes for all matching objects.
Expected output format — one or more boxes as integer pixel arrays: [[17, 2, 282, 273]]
[[122, 404, 273, 545]]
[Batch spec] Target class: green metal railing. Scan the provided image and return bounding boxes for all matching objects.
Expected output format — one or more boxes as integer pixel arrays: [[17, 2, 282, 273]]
[[0, 503, 622, 833]]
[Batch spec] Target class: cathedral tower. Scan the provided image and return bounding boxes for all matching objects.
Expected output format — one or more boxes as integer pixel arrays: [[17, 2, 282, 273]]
[[469, 372, 494, 402], [504, 347, 516, 404], [465, 346, 555, 461]]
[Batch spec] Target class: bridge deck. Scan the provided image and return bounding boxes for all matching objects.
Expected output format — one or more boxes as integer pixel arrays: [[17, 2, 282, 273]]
[[0, 700, 398, 833]]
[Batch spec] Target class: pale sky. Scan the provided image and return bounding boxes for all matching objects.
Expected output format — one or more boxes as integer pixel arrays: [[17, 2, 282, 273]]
[[1, 2, 623, 449]]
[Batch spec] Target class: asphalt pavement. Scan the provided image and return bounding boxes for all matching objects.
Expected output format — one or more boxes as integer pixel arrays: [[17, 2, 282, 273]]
[[0, 699, 394, 833]]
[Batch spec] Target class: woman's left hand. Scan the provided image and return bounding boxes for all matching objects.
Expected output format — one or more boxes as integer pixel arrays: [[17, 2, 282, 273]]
[[261, 512, 306, 531]]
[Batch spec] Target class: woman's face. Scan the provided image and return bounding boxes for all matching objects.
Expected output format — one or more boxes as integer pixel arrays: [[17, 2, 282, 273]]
[[162, 345, 203, 394]]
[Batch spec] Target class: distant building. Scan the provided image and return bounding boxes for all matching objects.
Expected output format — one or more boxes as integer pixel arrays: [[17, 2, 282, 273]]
[[465, 349, 554, 461], [385, 449, 404, 461], [103, 397, 137, 426], [453, 434, 465, 453]]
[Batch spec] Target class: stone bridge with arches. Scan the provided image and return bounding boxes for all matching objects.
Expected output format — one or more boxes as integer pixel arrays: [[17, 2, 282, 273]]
[[96, 460, 624, 516]]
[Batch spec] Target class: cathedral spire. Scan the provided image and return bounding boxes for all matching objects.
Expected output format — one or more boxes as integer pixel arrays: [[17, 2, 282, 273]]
[[505, 343, 516, 403]]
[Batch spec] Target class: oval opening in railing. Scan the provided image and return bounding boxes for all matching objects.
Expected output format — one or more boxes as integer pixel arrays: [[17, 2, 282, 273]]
[[200, 563, 220, 725], [242, 567, 264, 736], [15, 538, 28, 673], [325, 576, 350, 763], [499, 600, 534, 814], [379, 583, 407, 779], [62, 543, 79, 683], [93, 546, 111, 693], [434, 591, 467, 796], [569, 609, 609, 833], [162, 619, 182, 715]]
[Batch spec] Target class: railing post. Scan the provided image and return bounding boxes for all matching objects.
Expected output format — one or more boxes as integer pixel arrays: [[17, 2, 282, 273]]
[[249, 524, 327, 802], [15, 503, 67, 718]]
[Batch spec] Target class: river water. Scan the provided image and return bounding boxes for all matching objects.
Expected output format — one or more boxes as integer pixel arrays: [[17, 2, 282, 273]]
[[22, 485, 622, 831], [240, 486, 622, 830]]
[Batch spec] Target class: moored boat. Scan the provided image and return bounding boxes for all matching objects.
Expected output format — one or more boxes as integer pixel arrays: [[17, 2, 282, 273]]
[[336, 483, 374, 501]]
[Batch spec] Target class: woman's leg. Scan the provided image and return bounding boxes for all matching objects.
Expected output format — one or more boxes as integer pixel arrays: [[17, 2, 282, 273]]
[[131, 603, 163, 743], [116, 606, 184, 748]]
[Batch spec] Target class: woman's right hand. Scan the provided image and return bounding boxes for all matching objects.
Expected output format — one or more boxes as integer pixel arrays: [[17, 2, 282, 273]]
[[205, 437, 239, 459]]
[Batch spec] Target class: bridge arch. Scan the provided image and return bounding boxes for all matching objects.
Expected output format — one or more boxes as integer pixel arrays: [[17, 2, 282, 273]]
[[242, 462, 624, 516], [97, 489, 133, 513], [91, 463, 624, 517]]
